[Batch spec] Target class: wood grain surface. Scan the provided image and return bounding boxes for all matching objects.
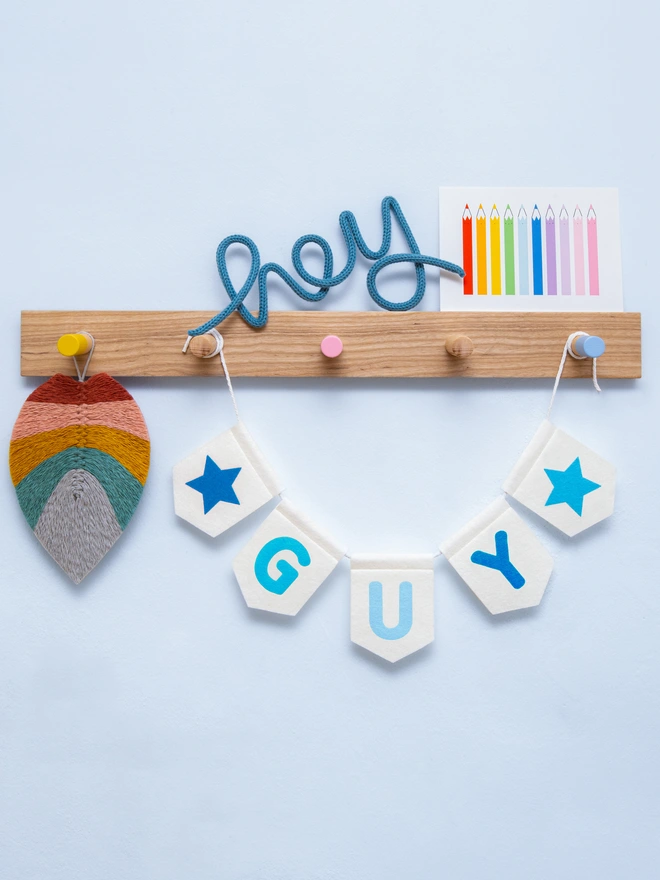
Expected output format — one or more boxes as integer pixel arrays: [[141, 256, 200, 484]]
[[20, 310, 642, 378]]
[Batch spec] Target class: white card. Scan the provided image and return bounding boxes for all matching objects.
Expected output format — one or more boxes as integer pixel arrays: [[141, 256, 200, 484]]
[[441, 498, 553, 614], [503, 420, 615, 537], [173, 422, 282, 537], [350, 555, 434, 663], [439, 187, 623, 312], [233, 500, 345, 615]]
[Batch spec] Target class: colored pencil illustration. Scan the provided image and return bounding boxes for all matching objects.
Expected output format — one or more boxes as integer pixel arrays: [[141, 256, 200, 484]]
[[587, 205, 600, 296], [476, 204, 487, 294], [518, 206, 529, 295], [462, 204, 473, 294], [532, 205, 543, 295], [574, 207, 585, 295], [545, 206, 557, 295], [504, 205, 515, 295], [490, 205, 502, 295], [559, 205, 571, 295]]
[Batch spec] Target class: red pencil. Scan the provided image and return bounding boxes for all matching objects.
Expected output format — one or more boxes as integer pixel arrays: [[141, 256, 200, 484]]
[[462, 205, 473, 294]]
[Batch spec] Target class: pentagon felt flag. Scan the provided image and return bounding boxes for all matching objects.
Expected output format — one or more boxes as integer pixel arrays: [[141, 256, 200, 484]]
[[441, 498, 553, 614], [173, 422, 282, 537], [350, 555, 434, 662], [233, 500, 345, 615], [503, 420, 615, 537]]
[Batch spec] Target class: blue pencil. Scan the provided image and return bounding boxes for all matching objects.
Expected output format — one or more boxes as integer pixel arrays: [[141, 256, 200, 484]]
[[532, 204, 543, 295]]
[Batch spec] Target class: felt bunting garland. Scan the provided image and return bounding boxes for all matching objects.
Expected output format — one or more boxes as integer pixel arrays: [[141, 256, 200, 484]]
[[167, 325, 615, 664]]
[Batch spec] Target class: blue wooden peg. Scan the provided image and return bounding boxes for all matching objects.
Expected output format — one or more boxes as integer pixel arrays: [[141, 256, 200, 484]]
[[573, 335, 606, 358]]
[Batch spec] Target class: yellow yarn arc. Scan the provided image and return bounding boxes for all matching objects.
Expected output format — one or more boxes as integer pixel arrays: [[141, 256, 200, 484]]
[[57, 333, 92, 357]]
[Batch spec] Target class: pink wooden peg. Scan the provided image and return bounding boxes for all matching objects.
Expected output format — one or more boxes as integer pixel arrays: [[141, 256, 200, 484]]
[[321, 335, 343, 358]]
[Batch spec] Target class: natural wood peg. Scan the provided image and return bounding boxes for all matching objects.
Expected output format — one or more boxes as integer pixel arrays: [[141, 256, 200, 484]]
[[445, 333, 474, 359], [187, 333, 220, 358]]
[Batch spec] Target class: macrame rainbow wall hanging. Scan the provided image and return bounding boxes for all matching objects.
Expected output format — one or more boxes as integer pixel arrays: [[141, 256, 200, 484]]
[[9, 373, 150, 583]]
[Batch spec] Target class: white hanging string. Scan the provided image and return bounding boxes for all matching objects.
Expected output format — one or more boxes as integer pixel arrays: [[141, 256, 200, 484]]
[[73, 332, 95, 382], [547, 331, 601, 419], [183, 329, 240, 422]]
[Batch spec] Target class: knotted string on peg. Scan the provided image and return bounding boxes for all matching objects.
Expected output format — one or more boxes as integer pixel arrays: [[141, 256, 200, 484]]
[[57, 331, 96, 381], [183, 329, 240, 422], [188, 196, 465, 336], [547, 331, 602, 419]]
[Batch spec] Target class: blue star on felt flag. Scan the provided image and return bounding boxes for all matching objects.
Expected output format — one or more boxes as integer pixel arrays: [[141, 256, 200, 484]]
[[544, 457, 600, 516], [186, 456, 241, 513]]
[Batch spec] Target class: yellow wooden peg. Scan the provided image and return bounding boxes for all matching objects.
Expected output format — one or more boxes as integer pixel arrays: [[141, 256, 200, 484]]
[[57, 332, 94, 357]]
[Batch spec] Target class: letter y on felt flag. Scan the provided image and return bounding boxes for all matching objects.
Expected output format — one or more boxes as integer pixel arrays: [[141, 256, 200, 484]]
[[441, 498, 553, 614], [233, 501, 345, 615], [173, 422, 282, 537], [503, 420, 615, 537]]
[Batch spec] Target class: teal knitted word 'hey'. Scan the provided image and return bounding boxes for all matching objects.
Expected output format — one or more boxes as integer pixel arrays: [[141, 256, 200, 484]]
[[189, 196, 464, 335]]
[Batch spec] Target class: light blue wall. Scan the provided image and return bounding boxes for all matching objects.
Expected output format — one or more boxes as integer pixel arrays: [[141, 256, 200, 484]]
[[1, 1, 657, 877]]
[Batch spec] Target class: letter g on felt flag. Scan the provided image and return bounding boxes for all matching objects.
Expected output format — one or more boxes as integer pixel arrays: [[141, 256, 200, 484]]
[[233, 500, 345, 615], [503, 420, 615, 537], [441, 498, 553, 614], [173, 422, 282, 537]]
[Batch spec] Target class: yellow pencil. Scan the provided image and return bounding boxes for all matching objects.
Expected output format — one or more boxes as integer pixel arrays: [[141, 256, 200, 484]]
[[490, 205, 501, 295], [476, 204, 487, 294]]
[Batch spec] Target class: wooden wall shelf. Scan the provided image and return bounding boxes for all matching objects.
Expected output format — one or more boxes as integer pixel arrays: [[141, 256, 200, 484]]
[[20, 310, 642, 379]]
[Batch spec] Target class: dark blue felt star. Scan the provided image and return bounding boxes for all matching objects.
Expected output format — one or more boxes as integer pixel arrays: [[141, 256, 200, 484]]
[[544, 457, 600, 516], [186, 456, 241, 513]]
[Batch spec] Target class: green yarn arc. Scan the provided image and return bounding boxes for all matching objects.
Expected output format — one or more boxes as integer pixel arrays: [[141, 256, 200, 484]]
[[16, 446, 144, 530]]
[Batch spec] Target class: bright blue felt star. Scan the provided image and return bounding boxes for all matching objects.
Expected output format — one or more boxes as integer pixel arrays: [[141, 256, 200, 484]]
[[544, 457, 600, 516], [186, 456, 241, 513]]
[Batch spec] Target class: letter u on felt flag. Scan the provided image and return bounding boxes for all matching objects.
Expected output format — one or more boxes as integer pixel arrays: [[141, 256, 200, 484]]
[[233, 500, 345, 615], [350, 555, 434, 662], [503, 420, 615, 537], [173, 422, 282, 537], [441, 498, 553, 614]]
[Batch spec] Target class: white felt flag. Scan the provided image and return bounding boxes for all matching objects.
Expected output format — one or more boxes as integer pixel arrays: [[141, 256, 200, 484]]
[[233, 500, 345, 615], [441, 498, 553, 614], [350, 555, 434, 663], [503, 420, 615, 537], [173, 422, 282, 537]]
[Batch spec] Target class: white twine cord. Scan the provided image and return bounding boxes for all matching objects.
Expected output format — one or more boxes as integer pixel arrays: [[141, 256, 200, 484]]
[[183, 329, 240, 422], [547, 331, 601, 419], [73, 332, 95, 382]]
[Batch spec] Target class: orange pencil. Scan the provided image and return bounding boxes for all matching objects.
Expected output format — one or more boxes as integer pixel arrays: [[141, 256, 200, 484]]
[[476, 205, 487, 294]]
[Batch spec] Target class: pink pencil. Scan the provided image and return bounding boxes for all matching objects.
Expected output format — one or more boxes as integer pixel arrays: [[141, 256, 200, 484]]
[[587, 205, 600, 296], [559, 206, 571, 295], [573, 207, 585, 296]]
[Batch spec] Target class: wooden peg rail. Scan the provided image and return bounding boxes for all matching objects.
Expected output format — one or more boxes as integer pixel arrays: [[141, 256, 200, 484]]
[[20, 310, 642, 379]]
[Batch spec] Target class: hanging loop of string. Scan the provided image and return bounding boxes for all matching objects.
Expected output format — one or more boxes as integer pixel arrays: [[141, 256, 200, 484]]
[[547, 331, 601, 419], [183, 329, 240, 422], [188, 196, 465, 336], [73, 332, 95, 382]]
